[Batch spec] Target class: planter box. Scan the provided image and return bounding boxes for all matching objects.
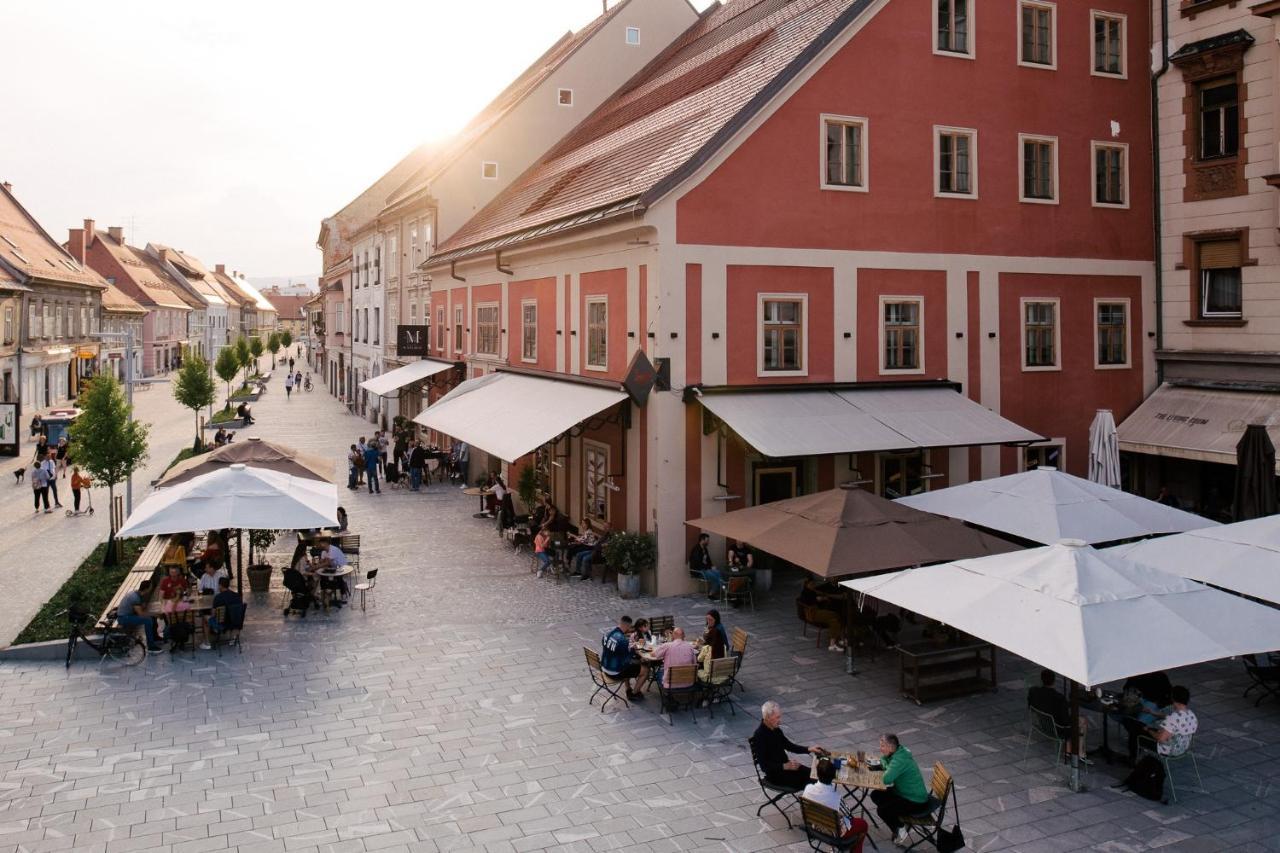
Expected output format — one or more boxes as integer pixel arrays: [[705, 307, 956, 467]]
[[246, 564, 272, 592], [617, 573, 641, 599]]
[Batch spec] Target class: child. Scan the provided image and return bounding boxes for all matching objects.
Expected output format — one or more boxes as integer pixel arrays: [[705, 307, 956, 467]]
[[70, 466, 91, 514], [534, 529, 552, 578]]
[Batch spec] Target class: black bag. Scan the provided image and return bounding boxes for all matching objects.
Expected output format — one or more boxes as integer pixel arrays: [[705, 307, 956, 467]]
[[167, 619, 192, 647], [935, 825, 965, 853], [1123, 755, 1166, 801]]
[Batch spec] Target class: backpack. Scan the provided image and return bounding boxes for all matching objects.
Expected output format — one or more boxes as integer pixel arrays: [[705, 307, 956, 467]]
[[1123, 755, 1165, 802]]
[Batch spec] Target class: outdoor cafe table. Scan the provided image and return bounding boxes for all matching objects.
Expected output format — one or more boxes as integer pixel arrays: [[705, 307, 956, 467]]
[[147, 593, 216, 644], [308, 565, 355, 610], [810, 754, 886, 834]]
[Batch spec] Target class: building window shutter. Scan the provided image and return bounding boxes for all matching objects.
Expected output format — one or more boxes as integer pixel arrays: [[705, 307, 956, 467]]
[[1199, 239, 1241, 269]]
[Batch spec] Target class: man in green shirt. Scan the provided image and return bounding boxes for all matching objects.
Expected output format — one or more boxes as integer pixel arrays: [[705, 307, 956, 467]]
[[870, 733, 929, 847]]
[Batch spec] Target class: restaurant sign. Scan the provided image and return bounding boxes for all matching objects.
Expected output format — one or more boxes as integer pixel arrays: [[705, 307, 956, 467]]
[[0, 403, 17, 457], [396, 325, 429, 358], [623, 349, 656, 408]]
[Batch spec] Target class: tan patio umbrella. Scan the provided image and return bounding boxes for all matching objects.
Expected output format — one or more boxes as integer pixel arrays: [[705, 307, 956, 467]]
[[686, 486, 1018, 578], [159, 437, 334, 486]]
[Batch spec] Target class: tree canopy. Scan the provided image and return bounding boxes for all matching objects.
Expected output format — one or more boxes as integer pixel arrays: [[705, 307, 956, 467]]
[[280, 329, 293, 349], [68, 375, 149, 559], [214, 347, 239, 407], [172, 350, 215, 448]]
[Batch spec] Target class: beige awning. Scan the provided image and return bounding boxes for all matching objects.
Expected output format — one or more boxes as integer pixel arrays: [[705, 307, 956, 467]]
[[359, 359, 454, 397], [1117, 383, 1280, 473]]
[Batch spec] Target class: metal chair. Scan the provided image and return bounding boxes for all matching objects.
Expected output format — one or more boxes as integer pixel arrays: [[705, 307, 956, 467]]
[[1024, 706, 1066, 765], [700, 656, 738, 717], [354, 569, 378, 612], [899, 763, 954, 852], [748, 735, 803, 828], [800, 798, 866, 853], [657, 664, 700, 725], [1243, 654, 1280, 706], [583, 647, 629, 712], [725, 575, 754, 612], [338, 535, 360, 571], [1139, 734, 1204, 803]]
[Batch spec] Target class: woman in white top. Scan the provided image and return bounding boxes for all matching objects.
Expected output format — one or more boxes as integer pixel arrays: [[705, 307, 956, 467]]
[[196, 562, 229, 594], [802, 758, 868, 842]]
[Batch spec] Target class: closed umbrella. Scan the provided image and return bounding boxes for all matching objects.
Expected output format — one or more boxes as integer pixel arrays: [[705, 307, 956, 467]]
[[160, 436, 333, 486], [1233, 423, 1278, 521], [1087, 409, 1121, 488]]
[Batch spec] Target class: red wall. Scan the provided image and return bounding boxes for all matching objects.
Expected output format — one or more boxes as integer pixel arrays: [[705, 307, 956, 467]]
[[579, 268, 628, 380], [507, 276, 557, 370], [686, 264, 702, 385], [675, 0, 1151, 260], [855, 268, 948, 381], [726, 265, 834, 385]]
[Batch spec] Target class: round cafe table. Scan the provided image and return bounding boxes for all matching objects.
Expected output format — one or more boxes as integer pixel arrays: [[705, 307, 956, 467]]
[[462, 486, 493, 517]]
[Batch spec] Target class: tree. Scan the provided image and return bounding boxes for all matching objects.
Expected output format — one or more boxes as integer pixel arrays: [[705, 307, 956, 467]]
[[172, 350, 215, 450], [280, 329, 293, 351], [215, 347, 239, 408], [249, 336, 264, 374], [69, 375, 150, 566], [267, 331, 281, 367], [233, 336, 252, 385]]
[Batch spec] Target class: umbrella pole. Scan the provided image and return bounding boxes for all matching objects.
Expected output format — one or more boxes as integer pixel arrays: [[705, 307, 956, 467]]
[[237, 529, 244, 595], [1070, 682, 1084, 793], [844, 588, 858, 677]]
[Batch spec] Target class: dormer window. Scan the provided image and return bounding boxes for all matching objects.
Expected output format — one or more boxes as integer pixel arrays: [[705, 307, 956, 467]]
[[482, 162, 499, 180], [626, 26, 640, 45], [558, 88, 573, 106]]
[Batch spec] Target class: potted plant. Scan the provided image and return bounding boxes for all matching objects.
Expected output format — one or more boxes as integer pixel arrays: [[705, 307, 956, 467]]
[[246, 528, 280, 592], [602, 531, 656, 600], [516, 465, 539, 515]]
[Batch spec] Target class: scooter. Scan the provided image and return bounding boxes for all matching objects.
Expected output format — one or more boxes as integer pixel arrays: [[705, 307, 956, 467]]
[[66, 489, 94, 517]]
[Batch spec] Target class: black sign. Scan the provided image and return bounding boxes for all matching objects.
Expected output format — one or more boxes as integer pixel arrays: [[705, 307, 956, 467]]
[[396, 325, 429, 358], [623, 349, 656, 408]]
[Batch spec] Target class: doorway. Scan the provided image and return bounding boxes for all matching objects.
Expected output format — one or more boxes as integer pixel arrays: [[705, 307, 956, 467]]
[[754, 465, 798, 505]]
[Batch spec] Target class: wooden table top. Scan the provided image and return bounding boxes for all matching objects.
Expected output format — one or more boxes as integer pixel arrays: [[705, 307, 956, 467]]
[[810, 753, 887, 790], [147, 594, 215, 617]]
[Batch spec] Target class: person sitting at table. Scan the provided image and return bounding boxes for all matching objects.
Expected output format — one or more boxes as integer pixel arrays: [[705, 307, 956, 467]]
[[1027, 669, 1086, 759], [116, 580, 162, 652], [196, 560, 228, 595], [236, 401, 254, 426], [653, 627, 698, 689], [689, 533, 724, 599], [1122, 670, 1173, 763], [632, 618, 654, 647], [601, 615, 648, 701], [727, 541, 754, 573], [800, 576, 846, 653], [201, 576, 244, 650], [804, 757, 869, 845], [703, 609, 728, 657], [753, 700, 826, 788], [1146, 685, 1197, 758], [198, 535, 224, 574], [313, 536, 349, 605], [157, 565, 191, 618], [870, 733, 929, 847]]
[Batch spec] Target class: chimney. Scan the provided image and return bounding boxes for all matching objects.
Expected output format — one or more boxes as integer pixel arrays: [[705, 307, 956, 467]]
[[107, 226, 125, 244], [66, 228, 87, 264], [83, 219, 96, 248], [215, 264, 226, 275], [1, 182, 11, 194]]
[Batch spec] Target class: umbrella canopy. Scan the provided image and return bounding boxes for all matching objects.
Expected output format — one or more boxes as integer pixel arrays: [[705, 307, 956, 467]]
[[119, 464, 338, 538], [686, 487, 1019, 578], [1233, 423, 1278, 521], [1087, 409, 1121, 488], [159, 436, 334, 487], [1108, 515, 1280, 605], [843, 540, 1280, 688], [898, 467, 1217, 545]]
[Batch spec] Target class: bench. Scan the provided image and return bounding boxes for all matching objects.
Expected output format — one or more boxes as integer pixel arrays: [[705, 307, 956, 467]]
[[97, 534, 176, 629]]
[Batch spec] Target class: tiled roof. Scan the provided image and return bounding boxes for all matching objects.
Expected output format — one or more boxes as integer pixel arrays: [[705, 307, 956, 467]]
[[210, 270, 252, 308], [262, 290, 311, 322], [91, 231, 191, 310], [150, 245, 228, 306], [101, 282, 146, 315], [0, 184, 107, 289], [129, 248, 203, 310], [432, 0, 871, 261]]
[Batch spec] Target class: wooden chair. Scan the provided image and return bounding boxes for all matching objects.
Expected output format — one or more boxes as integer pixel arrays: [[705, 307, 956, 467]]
[[338, 535, 361, 571], [730, 627, 749, 693], [584, 647, 629, 712], [354, 569, 378, 612], [800, 798, 866, 852], [657, 664, 700, 725], [700, 656, 738, 718], [211, 603, 245, 655], [899, 762, 954, 851], [648, 615, 675, 636], [725, 575, 754, 612], [748, 735, 803, 828]]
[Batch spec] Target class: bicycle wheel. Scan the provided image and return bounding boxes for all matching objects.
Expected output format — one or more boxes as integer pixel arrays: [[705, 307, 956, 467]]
[[65, 633, 77, 669], [105, 633, 146, 666]]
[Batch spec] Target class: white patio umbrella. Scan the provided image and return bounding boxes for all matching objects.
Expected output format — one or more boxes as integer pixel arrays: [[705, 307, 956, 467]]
[[1087, 409, 1121, 488], [1108, 515, 1280, 605], [897, 467, 1216, 545]]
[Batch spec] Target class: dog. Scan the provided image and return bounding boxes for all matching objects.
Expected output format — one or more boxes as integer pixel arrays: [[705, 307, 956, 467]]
[[13, 466, 24, 485]]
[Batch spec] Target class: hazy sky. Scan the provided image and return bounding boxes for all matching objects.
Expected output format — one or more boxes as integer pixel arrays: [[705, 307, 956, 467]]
[[0, 0, 710, 282]]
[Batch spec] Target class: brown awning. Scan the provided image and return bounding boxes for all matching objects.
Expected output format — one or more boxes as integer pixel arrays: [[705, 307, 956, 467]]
[[160, 437, 334, 486]]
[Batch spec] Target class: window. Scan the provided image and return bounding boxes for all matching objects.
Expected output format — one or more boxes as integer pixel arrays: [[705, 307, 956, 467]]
[[878, 451, 927, 499], [1198, 239, 1243, 318], [436, 307, 445, 350], [822, 115, 867, 190], [882, 299, 923, 372], [626, 26, 640, 45], [936, 0, 970, 55], [453, 305, 464, 352], [374, 246, 381, 285], [476, 304, 499, 356], [1019, 1, 1056, 68], [935, 127, 977, 197], [1023, 441, 1064, 471], [584, 441, 610, 521], [362, 251, 368, 287], [760, 296, 804, 373], [1020, 135, 1058, 203], [28, 304, 37, 340], [43, 304, 52, 339], [1093, 142, 1128, 207], [558, 88, 573, 106], [481, 162, 499, 180], [1022, 299, 1059, 369], [1092, 12, 1125, 77], [409, 302, 417, 323], [373, 307, 380, 345], [336, 304, 344, 334], [1096, 300, 1129, 367], [363, 308, 369, 343], [389, 235, 397, 277], [2, 306, 11, 345], [586, 297, 608, 370], [521, 300, 538, 362], [1199, 80, 1239, 160]]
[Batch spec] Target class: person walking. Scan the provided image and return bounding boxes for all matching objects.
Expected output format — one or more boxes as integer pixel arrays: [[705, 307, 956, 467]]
[[55, 437, 69, 477], [409, 441, 426, 492], [363, 440, 381, 494], [42, 452, 62, 508], [347, 444, 361, 490], [30, 461, 50, 514], [355, 437, 367, 486], [284, 374, 294, 399], [71, 466, 91, 514]]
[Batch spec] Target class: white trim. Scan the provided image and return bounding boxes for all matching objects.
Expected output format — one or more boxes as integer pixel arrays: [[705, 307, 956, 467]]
[[474, 301, 500, 356], [625, 26, 641, 46], [1090, 140, 1130, 209], [584, 294, 608, 372], [1017, 133, 1059, 205], [1019, 296, 1062, 372], [1019, 438, 1066, 472], [557, 88, 574, 107], [933, 126, 979, 199], [583, 438, 611, 522], [1089, 10, 1127, 79], [819, 113, 870, 193], [1017, 0, 1058, 71], [877, 295, 926, 376], [756, 292, 809, 378], [481, 161, 499, 180], [453, 304, 464, 355], [1093, 297, 1132, 370], [932, 0, 975, 60], [520, 298, 538, 364]]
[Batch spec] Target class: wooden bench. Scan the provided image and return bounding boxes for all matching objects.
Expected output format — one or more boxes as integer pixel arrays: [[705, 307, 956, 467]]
[[97, 534, 175, 629]]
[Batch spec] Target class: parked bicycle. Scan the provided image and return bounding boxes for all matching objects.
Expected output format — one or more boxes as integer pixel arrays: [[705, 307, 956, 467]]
[[61, 606, 147, 669]]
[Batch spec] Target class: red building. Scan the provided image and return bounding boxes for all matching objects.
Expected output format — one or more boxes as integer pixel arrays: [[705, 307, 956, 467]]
[[422, 0, 1156, 593]]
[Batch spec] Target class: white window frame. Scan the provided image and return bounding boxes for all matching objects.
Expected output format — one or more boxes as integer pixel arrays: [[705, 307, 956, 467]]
[[820, 114, 870, 193], [521, 299, 538, 363], [1017, 0, 1058, 70], [584, 439, 611, 522], [1091, 141, 1130, 209], [436, 307, 445, 351], [557, 88, 574, 107], [1020, 297, 1062, 372], [475, 302, 500, 357], [585, 296, 608, 372], [1020, 438, 1066, 472], [933, 126, 979, 199], [625, 26, 641, 45], [1094, 297, 1131, 369], [1090, 10, 1127, 79], [878, 295, 926, 376], [933, 0, 975, 59], [756, 292, 808, 378], [1018, 134, 1059, 205], [453, 304, 464, 354], [481, 161, 499, 180]]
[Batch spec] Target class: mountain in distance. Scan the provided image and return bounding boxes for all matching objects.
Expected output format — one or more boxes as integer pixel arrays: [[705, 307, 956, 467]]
[[247, 274, 318, 294]]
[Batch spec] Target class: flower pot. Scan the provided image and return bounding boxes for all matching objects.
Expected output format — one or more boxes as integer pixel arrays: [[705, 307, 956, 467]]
[[617, 573, 641, 600], [753, 567, 773, 593], [246, 564, 273, 593]]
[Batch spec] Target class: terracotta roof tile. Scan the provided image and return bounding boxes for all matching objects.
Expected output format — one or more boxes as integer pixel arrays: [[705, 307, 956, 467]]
[[0, 185, 107, 289], [89, 232, 191, 310], [101, 282, 146, 315], [261, 290, 312, 321]]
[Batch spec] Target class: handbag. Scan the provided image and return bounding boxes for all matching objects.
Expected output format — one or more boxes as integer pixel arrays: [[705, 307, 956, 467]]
[[934, 785, 964, 852]]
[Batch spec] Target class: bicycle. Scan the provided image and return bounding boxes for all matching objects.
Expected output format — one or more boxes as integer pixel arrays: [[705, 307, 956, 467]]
[[61, 607, 148, 669]]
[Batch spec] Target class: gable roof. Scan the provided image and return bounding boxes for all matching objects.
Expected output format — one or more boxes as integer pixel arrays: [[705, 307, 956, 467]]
[[101, 282, 147, 315], [431, 0, 874, 264], [261, 289, 311, 322], [0, 184, 107, 289], [148, 244, 228, 307], [209, 269, 252, 308], [87, 231, 191, 310]]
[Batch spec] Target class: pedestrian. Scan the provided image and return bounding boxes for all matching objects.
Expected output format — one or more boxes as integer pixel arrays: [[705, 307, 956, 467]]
[[376, 430, 389, 475], [409, 440, 426, 492], [71, 466, 91, 514], [30, 461, 50, 514], [355, 437, 367, 485], [363, 439, 381, 494], [42, 452, 62, 508], [55, 436, 69, 477], [284, 373, 294, 399], [32, 431, 47, 462], [295, 370, 302, 387], [288, 357, 294, 373]]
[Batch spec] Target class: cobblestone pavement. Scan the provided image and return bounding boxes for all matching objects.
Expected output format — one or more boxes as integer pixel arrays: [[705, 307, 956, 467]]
[[0, 374, 1278, 852]]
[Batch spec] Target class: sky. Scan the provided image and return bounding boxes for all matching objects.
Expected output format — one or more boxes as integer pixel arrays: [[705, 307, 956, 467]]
[[0, 0, 711, 284]]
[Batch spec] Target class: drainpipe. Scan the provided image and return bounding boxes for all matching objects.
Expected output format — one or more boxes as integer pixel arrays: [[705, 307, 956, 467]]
[[1152, 0, 1171, 384]]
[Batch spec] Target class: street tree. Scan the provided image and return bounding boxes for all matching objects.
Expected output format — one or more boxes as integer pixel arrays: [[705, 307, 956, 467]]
[[280, 329, 293, 351], [249, 336, 264, 371], [215, 346, 239, 408], [172, 350, 215, 450], [69, 375, 150, 566], [233, 336, 252, 384], [267, 331, 281, 367]]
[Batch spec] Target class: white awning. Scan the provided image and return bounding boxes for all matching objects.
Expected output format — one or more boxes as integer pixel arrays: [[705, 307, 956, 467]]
[[697, 386, 1041, 457], [1117, 383, 1280, 472], [414, 372, 628, 463], [359, 359, 454, 397]]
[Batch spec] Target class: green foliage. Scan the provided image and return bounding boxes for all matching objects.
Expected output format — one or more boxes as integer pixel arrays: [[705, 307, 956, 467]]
[[280, 329, 293, 349], [249, 337, 264, 370], [209, 408, 239, 425], [69, 375, 149, 496], [233, 335, 251, 373], [165, 445, 209, 474], [214, 347, 239, 405], [516, 464, 539, 511], [172, 352, 215, 447], [601, 531, 656, 576], [13, 537, 146, 645], [267, 331, 281, 366], [248, 529, 280, 564]]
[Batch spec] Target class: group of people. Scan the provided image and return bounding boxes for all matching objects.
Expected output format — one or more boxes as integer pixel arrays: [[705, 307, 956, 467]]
[[114, 538, 244, 654], [283, 533, 351, 612], [528, 495, 611, 579], [283, 369, 310, 398], [600, 610, 731, 700], [27, 434, 92, 515], [347, 427, 461, 494], [688, 532, 758, 604]]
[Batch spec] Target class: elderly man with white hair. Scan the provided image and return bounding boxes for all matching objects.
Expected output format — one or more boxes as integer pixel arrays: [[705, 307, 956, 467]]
[[751, 700, 826, 788]]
